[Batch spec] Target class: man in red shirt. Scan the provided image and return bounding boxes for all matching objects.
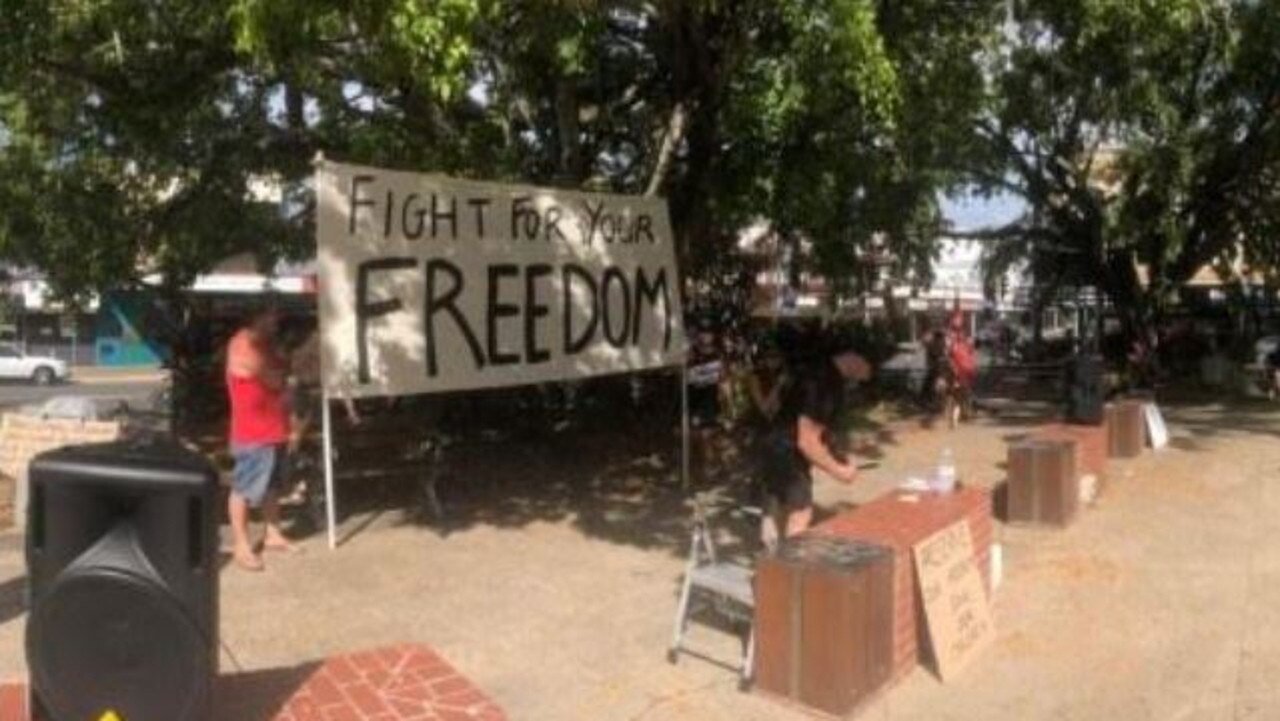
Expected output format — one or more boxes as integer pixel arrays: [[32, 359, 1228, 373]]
[[226, 307, 295, 571]]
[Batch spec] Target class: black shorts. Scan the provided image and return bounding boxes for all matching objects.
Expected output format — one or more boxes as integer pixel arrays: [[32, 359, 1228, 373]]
[[689, 386, 720, 428], [755, 431, 812, 511], [762, 472, 812, 511]]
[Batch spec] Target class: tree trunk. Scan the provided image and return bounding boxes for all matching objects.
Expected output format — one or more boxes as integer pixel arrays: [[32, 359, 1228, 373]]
[[553, 76, 583, 185]]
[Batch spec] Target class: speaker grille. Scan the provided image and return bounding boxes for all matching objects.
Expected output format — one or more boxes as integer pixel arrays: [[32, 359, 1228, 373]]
[[28, 537, 210, 721]]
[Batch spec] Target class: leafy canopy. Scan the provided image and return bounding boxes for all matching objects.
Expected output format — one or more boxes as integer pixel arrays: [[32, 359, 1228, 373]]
[[0, 0, 1002, 308], [968, 0, 1280, 334]]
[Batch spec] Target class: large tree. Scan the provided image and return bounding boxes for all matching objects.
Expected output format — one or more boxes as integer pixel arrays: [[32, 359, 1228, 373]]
[[1, 0, 1003, 307], [967, 0, 1280, 345]]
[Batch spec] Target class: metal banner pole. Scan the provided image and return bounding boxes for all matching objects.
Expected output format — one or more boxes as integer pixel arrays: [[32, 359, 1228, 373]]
[[321, 392, 338, 550], [681, 364, 690, 492]]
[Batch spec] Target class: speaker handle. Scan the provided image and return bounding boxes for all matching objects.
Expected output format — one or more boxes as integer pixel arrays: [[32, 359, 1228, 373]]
[[30, 482, 45, 553], [187, 496, 204, 571]]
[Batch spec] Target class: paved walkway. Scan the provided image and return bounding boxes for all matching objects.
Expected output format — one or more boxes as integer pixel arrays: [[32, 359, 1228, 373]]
[[1, 401, 1279, 719], [70, 365, 166, 385]]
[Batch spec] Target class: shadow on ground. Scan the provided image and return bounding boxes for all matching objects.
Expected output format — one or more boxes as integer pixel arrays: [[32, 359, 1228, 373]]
[[1163, 400, 1280, 443], [264, 389, 1278, 559], [0, 575, 24, 627], [281, 390, 906, 561], [214, 662, 322, 720]]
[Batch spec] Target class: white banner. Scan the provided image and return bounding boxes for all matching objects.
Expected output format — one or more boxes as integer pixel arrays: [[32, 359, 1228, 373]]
[[317, 161, 687, 397]]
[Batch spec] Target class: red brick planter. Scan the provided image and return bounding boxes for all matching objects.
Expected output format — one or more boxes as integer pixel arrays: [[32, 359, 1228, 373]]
[[810, 486, 993, 685], [1033, 421, 1109, 482]]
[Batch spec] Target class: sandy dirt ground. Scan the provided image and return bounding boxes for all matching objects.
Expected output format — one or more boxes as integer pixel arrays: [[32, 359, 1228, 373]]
[[3, 398, 1280, 720]]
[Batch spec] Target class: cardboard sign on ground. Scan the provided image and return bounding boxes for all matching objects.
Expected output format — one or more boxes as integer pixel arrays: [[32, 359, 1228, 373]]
[[913, 520, 995, 681], [0, 414, 120, 528], [1144, 403, 1169, 450]]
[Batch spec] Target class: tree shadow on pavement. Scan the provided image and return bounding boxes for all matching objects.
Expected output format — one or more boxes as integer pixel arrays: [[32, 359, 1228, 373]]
[[214, 662, 321, 721], [304, 391, 906, 560], [1163, 401, 1280, 444], [0, 575, 24, 627]]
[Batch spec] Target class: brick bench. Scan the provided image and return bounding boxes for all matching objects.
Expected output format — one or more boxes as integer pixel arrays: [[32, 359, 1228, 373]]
[[809, 486, 993, 685], [1032, 421, 1109, 482], [2, 644, 506, 721]]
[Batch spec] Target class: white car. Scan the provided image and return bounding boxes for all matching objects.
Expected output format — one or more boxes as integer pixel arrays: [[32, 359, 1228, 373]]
[[0, 344, 69, 385]]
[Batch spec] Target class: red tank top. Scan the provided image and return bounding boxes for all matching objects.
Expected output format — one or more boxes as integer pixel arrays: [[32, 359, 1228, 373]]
[[227, 363, 290, 445]]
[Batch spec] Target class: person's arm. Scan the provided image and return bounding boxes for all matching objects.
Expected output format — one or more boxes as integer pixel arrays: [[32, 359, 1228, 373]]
[[227, 337, 287, 390], [225, 336, 260, 378], [259, 354, 288, 391], [747, 374, 779, 417], [342, 397, 361, 424], [796, 415, 858, 484]]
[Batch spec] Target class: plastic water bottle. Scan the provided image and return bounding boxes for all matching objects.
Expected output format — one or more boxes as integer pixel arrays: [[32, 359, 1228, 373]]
[[935, 447, 957, 494]]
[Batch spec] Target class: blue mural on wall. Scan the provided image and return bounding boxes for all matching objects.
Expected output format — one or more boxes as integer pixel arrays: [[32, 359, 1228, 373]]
[[95, 292, 168, 367]]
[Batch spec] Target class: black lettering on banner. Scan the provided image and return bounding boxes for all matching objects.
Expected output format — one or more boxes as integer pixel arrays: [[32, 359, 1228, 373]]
[[383, 189, 395, 237], [402, 193, 426, 239], [468, 197, 492, 238], [633, 267, 672, 350], [544, 206, 567, 242], [635, 214, 656, 244], [348, 174, 377, 235], [431, 194, 458, 239], [581, 200, 606, 245], [355, 257, 416, 384], [601, 267, 631, 348], [487, 264, 521, 366], [562, 264, 599, 354], [525, 264, 553, 364], [425, 259, 486, 377], [511, 195, 539, 240]]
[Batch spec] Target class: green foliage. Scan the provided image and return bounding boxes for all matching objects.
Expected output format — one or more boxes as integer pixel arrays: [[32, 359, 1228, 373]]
[[0, 0, 1004, 310], [971, 0, 1280, 337], [0, 0, 302, 301]]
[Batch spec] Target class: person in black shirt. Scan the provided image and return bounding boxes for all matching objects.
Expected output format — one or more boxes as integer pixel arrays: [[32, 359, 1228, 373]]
[[758, 344, 872, 547], [922, 329, 947, 410], [1267, 346, 1280, 400]]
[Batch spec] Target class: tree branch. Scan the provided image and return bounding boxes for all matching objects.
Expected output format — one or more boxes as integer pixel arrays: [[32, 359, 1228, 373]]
[[644, 101, 686, 196]]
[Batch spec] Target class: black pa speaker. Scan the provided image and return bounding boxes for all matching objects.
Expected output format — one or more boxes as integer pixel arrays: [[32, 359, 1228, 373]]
[[25, 440, 219, 721]]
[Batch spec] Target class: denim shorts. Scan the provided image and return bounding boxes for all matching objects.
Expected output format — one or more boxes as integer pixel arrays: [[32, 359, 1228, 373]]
[[230, 443, 287, 508]]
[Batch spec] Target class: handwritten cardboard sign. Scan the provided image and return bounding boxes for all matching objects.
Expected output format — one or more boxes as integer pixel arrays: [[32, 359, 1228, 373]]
[[912, 520, 994, 681], [0, 414, 120, 527], [1143, 402, 1169, 450], [316, 160, 687, 398]]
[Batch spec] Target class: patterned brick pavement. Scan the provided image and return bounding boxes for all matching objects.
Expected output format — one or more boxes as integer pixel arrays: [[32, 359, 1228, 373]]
[[1, 644, 507, 721]]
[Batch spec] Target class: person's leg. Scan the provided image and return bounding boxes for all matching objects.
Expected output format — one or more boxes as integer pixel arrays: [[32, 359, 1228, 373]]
[[784, 506, 813, 537], [261, 445, 294, 551], [227, 491, 262, 570], [228, 446, 266, 571], [760, 501, 781, 552], [782, 476, 814, 537]]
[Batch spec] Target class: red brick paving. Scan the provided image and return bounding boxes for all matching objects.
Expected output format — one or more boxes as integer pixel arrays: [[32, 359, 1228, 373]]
[[0, 644, 507, 721], [0, 680, 27, 721]]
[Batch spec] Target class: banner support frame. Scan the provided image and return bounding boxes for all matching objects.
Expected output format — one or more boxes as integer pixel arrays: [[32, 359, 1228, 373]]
[[322, 392, 338, 550], [680, 363, 690, 492]]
